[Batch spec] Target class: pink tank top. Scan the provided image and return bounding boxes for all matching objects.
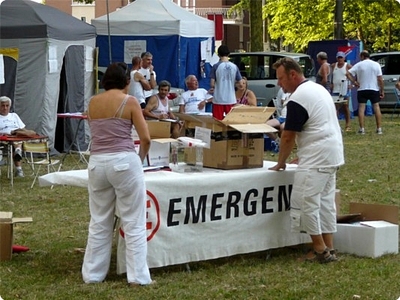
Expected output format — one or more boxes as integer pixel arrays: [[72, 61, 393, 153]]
[[88, 95, 136, 154]]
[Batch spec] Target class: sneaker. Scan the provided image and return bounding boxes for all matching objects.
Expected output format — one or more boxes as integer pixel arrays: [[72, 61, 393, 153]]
[[357, 128, 365, 135], [376, 128, 383, 135], [15, 169, 24, 178], [13, 147, 23, 161]]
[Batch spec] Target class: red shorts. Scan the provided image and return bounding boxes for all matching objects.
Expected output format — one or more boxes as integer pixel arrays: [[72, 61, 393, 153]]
[[212, 104, 235, 120]]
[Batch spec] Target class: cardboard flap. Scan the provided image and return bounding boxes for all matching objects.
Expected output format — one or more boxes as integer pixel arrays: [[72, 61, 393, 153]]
[[0, 211, 13, 223], [152, 138, 177, 144], [175, 113, 215, 124], [350, 203, 399, 224], [228, 123, 277, 133], [12, 217, 33, 224], [220, 106, 275, 125]]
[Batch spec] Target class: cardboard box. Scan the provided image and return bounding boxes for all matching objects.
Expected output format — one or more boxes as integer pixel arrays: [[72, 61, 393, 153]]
[[132, 121, 173, 167], [0, 212, 33, 261], [175, 106, 277, 170], [334, 203, 399, 258]]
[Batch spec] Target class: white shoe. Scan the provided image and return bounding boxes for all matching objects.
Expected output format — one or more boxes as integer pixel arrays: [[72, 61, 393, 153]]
[[376, 128, 383, 135], [357, 128, 365, 135], [15, 169, 24, 178]]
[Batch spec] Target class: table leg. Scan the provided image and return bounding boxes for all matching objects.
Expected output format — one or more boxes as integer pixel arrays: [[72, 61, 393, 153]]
[[60, 118, 85, 167]]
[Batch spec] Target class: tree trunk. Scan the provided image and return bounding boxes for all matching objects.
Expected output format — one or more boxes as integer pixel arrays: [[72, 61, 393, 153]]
[[249, 0, 263, 52]]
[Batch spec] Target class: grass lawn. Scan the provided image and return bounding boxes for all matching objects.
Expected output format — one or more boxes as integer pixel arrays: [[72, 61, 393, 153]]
[[1, 114, 400, 300]]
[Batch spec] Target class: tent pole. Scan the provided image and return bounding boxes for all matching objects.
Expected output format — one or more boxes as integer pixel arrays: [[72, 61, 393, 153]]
[[106, 0, 112, 64]]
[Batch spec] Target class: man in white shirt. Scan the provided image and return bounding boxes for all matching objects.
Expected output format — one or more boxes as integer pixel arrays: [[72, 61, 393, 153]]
[[347, 50, 384, 134], [129, 56, 151, 109], [0, 96, 35, 177], [269, 57, 344, 263], [139, 52, 157, 103], [179, 75, 213, 113]]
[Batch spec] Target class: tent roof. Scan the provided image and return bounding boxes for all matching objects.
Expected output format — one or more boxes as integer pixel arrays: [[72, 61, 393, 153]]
[[0, 0, 96, 40], [91, 0, 214, 37]]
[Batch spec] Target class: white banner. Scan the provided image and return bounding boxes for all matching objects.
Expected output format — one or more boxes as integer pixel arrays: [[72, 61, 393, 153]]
[[39, 161, 310, 271]]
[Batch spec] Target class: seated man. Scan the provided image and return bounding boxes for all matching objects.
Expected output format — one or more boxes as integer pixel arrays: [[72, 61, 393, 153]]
[[0, 96, 36, 177], [143, 80, 181, 138], [179, 75, 213, 114]]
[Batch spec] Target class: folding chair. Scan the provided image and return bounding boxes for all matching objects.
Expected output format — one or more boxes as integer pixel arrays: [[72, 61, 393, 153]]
[[391, 88, 400, 120], [22, 141, 61, 188]]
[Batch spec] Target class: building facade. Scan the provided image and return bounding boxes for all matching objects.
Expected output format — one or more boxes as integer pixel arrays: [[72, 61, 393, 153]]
[[44, 0, 250, 52]]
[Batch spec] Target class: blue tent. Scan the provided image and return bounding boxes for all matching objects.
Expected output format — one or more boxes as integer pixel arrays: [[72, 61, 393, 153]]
[[91, 0, 215, 89]]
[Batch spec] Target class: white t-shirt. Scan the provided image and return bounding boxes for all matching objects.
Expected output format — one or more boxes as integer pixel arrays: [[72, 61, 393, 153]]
[[348, 59, 382, 91], [128, 70, 145, 105], [289, 81, 344, 168], [179, 88, 213, 113], [210, 61, 242, 105], [138, 67, 156, 99], [331, 62, 349, 95], [0, 113, 25, 135]]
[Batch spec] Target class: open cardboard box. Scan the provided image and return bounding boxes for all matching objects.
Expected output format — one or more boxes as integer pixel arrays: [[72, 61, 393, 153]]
[[0, 212, 33, 261], [175, 106, 277, 169], [334, 203, 399, 258]]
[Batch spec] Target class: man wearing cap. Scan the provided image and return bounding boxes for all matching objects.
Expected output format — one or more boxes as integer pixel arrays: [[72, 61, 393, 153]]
[[331, 51, 353, 132]]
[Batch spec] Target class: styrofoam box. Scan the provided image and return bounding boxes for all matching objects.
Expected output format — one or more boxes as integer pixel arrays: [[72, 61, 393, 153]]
[[334, 221, 399, 258]]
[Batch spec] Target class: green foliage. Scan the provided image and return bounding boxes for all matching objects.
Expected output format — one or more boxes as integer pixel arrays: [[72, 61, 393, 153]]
[[235, 0, 400, 52]]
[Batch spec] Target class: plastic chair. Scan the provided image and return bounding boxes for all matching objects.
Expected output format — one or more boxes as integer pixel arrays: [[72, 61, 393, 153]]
[[391, 88, 400, 120], [22, 141, 60, 188]]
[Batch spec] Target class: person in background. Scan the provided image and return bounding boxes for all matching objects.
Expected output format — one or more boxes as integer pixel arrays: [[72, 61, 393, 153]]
[[82, 62, 153, 286], [396, 79, 400, 90], [179, 75, 213, 113], [209, 45, 242, 120], [139, 52, 157, 103], [235, 77, 257, 106], [316, 51, 331, 92], [269, 57, 344, 263], [129, 56, 151, 109], [143, 80, 181, 138], [346, 50, 384, 134], [0, 96, 36, 177], [266, 87, 290, 151], [331, 51, 353, 132]]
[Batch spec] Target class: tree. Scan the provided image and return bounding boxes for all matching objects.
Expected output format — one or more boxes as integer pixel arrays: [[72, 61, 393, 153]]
[[229, 0, 263, 51], [264, 0, 400, 52]]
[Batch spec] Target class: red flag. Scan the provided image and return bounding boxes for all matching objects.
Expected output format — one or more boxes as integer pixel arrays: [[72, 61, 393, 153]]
[[207, 13, 224, 41]]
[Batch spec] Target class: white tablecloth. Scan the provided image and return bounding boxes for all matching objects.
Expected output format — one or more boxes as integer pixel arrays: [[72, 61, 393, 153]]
[[39, 161, 310, 269]]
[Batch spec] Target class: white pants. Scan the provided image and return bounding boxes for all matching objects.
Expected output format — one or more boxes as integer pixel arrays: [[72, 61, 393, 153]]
[[290, 167, 337, 235], [82, 152, 151, 284]]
